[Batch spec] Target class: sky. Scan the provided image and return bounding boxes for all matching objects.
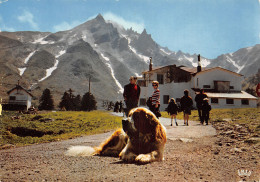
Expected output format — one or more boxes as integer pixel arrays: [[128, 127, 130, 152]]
[[0, 0, 259, 59]]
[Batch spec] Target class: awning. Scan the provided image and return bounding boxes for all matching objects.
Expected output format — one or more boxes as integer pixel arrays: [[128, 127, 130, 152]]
[[205, 91, 257, 100]]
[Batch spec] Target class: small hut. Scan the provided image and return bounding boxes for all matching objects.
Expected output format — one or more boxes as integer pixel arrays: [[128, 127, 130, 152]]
[[6, 83, 33, 111]]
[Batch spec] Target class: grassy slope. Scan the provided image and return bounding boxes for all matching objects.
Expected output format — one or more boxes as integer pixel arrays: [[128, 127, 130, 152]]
[[0, 110, 122, 146]]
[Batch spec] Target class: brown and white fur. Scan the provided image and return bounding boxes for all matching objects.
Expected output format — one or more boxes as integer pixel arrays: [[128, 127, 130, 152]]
[[66, 107, 167, 164]]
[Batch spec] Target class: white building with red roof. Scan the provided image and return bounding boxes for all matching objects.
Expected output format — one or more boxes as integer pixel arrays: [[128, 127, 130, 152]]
[[137, 56, 257, 110]]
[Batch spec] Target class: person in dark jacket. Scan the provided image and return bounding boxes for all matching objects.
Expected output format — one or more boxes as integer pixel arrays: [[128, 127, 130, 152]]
[[146, 97, 153, 111], [114, 101, 119, 113], [201, 98, 211, 125], [180, 89, 193, 126], [167, 98, 179, 126], [123, 76, 141, 116], [195, 89, 208, 124]]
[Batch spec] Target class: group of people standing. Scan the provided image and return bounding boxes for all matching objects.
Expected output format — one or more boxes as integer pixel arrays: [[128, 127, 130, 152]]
[[123, 76, 211, 126], [166, 89, 211, 126], [166, 89, 193, 126]]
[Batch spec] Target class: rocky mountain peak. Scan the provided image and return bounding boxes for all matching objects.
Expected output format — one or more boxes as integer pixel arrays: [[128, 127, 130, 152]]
[[95, 14, 105, 22]]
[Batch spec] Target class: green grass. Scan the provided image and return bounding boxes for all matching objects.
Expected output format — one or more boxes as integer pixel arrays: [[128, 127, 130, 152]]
[[161, 108, 260, 135], [1, 108, 259, 147], [0, 110, 122, 147]]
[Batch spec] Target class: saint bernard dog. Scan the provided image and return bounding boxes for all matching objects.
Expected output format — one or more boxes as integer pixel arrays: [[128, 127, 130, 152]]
[[66, 107, 167, 164]]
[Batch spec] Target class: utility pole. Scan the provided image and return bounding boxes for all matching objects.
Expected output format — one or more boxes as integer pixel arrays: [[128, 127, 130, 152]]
[[89, 76, 91, 93]]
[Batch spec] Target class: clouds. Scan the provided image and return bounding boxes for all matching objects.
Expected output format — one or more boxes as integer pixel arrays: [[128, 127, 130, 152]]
[[103, 12, 144, 33], [17, 10, 39, 30], [0, 0, 8, 4], [53, 20, 82, 32]]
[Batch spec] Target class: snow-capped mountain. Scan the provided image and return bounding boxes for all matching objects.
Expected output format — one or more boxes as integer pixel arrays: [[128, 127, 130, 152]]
[[0, 14, 259, 106], [207, 45, 260, 76]]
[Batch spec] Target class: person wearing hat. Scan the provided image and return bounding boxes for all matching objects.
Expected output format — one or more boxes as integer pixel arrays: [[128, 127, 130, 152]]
[[201, 98, 211, 125], [151, 81, 161, 118], [123, 76, 141, 116]]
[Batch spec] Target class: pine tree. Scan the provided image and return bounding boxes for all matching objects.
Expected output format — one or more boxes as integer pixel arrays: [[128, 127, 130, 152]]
[[59, 91, 71, 110], [38, 88, 54, 110], [81, 92, 97, 111], [73, 95, 82, 111]]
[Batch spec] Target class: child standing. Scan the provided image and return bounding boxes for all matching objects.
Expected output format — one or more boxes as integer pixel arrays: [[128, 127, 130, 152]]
[[167, 98, 178, 126], [201, 98, 211, 125]]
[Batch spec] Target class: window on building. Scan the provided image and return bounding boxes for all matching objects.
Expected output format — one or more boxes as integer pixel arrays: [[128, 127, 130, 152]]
[[211, 98, 218, 104], [226, 99, 234, 104], [157, 74, 164, 84], [241, 99, 249, 105], [163, 95, 169, 104], [203, 85, 211, 89], [214, 81, 230, 92], [230, 86, 234, 89], [9, 96, 16, 100], [139, 98, 146, 106]]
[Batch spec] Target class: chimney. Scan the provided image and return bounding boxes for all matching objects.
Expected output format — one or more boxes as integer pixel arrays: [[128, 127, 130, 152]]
[[149, 57, 153, 71], [197, 54, 201, 72]]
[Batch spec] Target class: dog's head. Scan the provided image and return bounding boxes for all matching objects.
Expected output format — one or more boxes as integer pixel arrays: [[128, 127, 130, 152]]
[[122, 107, 159, 138]]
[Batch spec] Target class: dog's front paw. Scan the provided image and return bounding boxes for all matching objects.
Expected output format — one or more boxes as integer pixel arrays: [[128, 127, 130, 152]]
[[119, 151, 136, 162], [135, 154, 152, 164]]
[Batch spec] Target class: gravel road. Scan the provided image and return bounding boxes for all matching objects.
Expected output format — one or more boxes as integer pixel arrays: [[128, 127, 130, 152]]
[[0, 115, 259, 182]]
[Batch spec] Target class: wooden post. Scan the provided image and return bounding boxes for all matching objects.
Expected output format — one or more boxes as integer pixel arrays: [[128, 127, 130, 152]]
[[89, 76, 91, 93]]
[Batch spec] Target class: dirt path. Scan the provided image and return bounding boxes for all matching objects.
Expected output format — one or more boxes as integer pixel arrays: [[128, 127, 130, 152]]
[[0, 115, 259, 182]]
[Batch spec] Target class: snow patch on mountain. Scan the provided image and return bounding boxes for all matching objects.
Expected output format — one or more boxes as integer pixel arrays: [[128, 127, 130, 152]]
[[101, 53, 109, 61], [18, 51, 37, 76], [226, 56, 242, 72], [160, 48, 171, 55], [39, 59, 59, 82], [101, 53, 124, 93], [120, 34, 149, 63], [200, 58, 210, 67], [24, 51, 36, 64], [18, 68, 26, 76], [182, 55, 194, 64], [33, 36, 54, 44], [237, 65, 245, 73], [37, 50, 65, 82], [128, 45, 150, 64], [56, 50, 66, 58]]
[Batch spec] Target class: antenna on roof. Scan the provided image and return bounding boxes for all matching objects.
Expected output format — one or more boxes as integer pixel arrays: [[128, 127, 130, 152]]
[[197, 54, 202, 72], [149, 57, 153, 71]]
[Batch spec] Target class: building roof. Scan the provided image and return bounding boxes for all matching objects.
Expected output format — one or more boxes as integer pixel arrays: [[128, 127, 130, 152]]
[[142, 65, 167, 74], [142, 65, 243, 77], [192, 67, 243, 77], [206, 91, 257, 100], [179, 66, 212, 74], [7, 85, 33, 97]]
